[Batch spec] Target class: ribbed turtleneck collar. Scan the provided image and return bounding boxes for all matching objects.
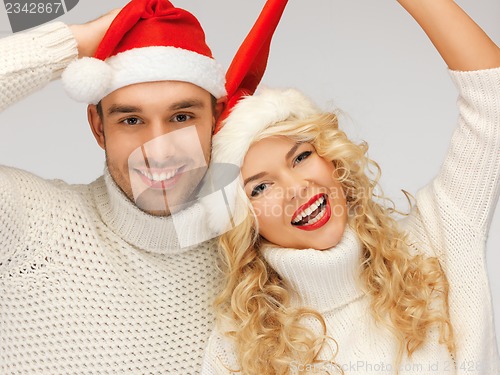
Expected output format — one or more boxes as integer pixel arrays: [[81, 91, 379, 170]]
[[262, 226, 366, 313], [91, 168, 215, 255]]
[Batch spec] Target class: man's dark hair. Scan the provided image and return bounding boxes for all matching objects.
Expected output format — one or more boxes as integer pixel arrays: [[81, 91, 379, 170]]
[[96, 101, 103, 119]]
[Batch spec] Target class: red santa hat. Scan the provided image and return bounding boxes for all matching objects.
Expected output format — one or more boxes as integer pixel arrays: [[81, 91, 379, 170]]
[[201, 0, 294, 235], [62, 0, 226, 104], [214, 0, 289, 133], [212, 0, 326, 170], [209, 0, 319, 170]]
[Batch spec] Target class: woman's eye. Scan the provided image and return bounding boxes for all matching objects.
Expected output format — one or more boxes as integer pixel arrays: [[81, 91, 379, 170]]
[[172, 114, 192, 122], [251, 183, 268, 197], [121, 117, 142, 126], [294, 151, 312, 165]]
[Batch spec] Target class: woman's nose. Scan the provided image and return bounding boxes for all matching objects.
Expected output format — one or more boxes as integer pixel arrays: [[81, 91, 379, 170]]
[[284, 172, 309, 201]]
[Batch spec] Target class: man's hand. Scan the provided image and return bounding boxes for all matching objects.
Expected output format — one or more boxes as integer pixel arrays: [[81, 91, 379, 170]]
[[69, 8, 121, 58]]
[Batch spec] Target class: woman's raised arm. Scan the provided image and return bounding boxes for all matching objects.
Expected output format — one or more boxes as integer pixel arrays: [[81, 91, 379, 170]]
[[397, 0, 500, 70]]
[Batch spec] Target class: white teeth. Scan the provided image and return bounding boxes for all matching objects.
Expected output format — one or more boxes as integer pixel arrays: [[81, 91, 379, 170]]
[[292, 196, 326, 224], [307, 205, 327, 225], [311, 200, 321, 210], [139, 168, 179, 182]]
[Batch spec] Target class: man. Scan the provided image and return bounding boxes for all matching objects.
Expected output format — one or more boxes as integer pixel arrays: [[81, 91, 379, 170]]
[[0, 1, 226, 373], [0, 0, 290, 371]]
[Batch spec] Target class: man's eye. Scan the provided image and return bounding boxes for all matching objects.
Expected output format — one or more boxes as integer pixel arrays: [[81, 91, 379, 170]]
[[251, 183, 269, 197], [121, 117, 142, 126], [294, 151, 312, 165], [172, 114, 192, 122]]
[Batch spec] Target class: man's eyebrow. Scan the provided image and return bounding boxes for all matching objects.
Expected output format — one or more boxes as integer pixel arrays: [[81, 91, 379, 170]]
[[107, 105, 142, 116], [106, 99, 205, 116], [169, 99, 205, 111], [244, 172, 267, 187]]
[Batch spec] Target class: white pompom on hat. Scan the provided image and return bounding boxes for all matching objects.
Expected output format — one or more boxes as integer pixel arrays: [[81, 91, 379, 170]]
[[62, 0, 226, 104]]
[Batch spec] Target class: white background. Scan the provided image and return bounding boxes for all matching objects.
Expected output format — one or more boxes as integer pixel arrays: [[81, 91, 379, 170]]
[[1, 0, 499, 342]]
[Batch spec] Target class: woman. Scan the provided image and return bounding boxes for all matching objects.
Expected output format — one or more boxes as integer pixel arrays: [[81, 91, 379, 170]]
[[202, 1, 500, 374]]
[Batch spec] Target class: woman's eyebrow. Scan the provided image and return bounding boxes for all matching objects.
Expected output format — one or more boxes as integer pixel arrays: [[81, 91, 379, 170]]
[[285, 143, 301, 160], [244, 143, 303, 187], [244, 172, 267, 187]]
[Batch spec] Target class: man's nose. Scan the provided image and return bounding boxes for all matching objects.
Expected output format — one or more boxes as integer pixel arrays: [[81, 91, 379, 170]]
[[141, 122, 177, 161]]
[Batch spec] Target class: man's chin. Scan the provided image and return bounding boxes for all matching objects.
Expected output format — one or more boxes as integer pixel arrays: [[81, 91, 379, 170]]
[[108, 168, 200, 216], [133, 188, 198, 217], [140, 208, 172, 217]]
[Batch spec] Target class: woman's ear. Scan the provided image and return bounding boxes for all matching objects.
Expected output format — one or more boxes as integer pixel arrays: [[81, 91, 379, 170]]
[[88, 104, 106, 150]]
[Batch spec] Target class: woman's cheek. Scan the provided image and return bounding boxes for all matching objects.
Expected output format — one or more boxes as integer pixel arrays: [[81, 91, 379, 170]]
[[252, 200, 274, 223]]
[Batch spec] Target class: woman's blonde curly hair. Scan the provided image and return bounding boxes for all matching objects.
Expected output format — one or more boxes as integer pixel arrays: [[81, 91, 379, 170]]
[[214, 111, 456, 375]]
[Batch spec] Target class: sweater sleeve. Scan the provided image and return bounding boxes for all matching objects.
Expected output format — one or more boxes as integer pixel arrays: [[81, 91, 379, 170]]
[[201, 328, 241, 375], [0, 166, 65, 276], [434, 67, 500, 233], [0, 167, 28, 255], [406, 67, 500, 374], [0, 22, 77, 111]]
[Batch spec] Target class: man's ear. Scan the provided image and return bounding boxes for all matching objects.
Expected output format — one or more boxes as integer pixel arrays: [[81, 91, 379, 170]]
[[212, 96, 227, 135], [88, 104, 106, 150], [215, 96, 227, 120]]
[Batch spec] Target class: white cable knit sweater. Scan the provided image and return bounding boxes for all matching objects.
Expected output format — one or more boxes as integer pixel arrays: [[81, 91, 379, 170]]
[[201, 68, 500, 374], [0, 23, 222, 374]]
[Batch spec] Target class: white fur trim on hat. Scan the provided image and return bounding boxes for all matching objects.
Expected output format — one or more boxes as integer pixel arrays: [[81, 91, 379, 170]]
[[62, 46, 226, 104], [212, 87, 321, 168]]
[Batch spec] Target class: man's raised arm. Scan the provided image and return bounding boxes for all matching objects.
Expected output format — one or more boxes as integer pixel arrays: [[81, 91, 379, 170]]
[[0, 9, 119, 111]]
